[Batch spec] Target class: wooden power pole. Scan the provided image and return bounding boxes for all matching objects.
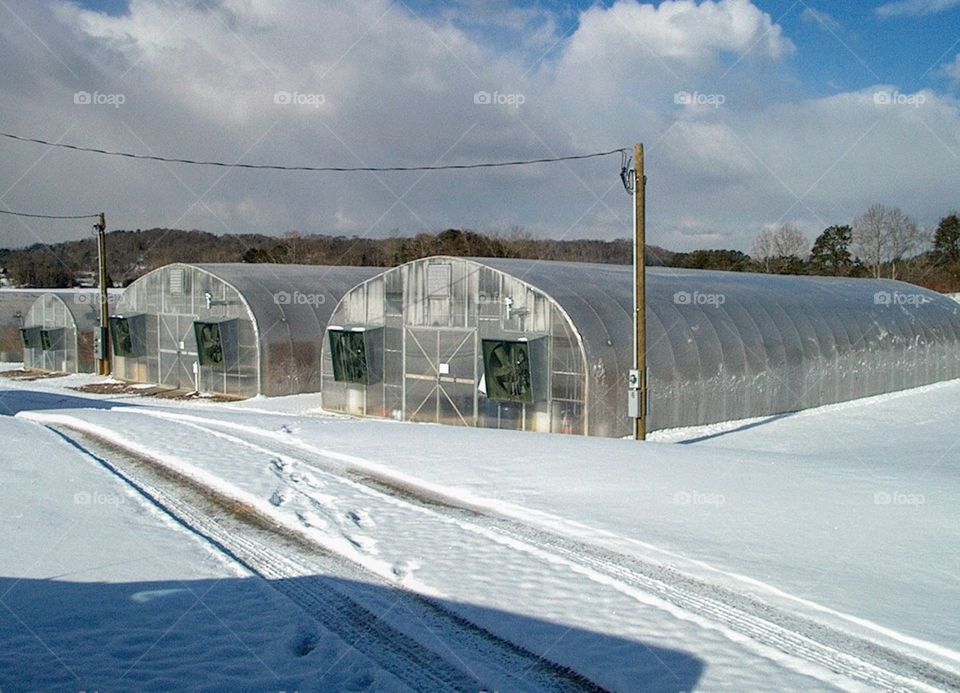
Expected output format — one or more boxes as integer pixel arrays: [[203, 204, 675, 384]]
[[96, 212, 110, 376], [630, 143, 648, 440]]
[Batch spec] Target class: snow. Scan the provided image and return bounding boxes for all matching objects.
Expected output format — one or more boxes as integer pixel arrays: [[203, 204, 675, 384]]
[[2, 370, 959, 689], [0, 413, 410, 691]]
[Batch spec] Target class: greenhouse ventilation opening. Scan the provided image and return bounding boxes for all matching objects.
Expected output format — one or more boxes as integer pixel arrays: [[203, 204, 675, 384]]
[[112, 263, 380, 397], [320, 256, 960, 437]]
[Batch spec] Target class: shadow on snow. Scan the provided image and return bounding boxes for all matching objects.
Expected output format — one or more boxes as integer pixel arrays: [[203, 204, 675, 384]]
[[0, 574, 705, 692], [0, 389, 136, 417]]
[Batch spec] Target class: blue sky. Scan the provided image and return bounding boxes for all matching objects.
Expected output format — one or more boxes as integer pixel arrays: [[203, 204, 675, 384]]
[[73, 0, 960, 95], [74, 0, 960, 94], [2, 0, 956, 250]]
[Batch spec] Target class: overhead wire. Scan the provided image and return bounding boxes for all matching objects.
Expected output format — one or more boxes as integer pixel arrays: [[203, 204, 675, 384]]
[[0, 131, 629, 173], [0, 208, 100, 220]]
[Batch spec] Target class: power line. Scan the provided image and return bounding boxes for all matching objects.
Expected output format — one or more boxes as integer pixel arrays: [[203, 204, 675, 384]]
[[0, 131, 628, 173], [0, 207, 100, 220]]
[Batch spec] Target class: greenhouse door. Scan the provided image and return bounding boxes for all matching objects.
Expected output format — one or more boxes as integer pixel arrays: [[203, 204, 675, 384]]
[[158, 314, 198, 390], [404, 327, 477, 426]]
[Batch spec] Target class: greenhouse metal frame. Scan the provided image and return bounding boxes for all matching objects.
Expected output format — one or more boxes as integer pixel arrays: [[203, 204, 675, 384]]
[[113, 263, 380, 397], [320, 256, 960, 436], [22, 291, 106, 373]]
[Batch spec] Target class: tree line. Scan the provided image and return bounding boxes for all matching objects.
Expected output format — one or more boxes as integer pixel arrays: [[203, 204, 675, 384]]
[[672, 207, 960, 293], [0, 227, 674, 288], [3, 209, 958, 292]]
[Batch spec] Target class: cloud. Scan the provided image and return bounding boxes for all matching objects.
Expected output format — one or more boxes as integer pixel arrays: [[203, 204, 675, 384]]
[[947, 54, 960, 86], [876, 0, 960, 17], [0, 0, 957, 255], [800, 7, 841, 32], [564, 0, 793, 67]]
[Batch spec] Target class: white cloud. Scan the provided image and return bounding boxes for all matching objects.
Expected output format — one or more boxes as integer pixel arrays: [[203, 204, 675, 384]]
[[0, 0, 957, 255], [877, 0, 960, 17], [947, 54, 960, 86], [564, 0, 793, 67]]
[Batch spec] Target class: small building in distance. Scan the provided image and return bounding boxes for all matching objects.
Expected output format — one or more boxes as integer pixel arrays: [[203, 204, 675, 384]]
[[320, 256, 960, 436], [1, 289, 117, 365], [111, 263, 380, 398], [21, 291, 113, 373]]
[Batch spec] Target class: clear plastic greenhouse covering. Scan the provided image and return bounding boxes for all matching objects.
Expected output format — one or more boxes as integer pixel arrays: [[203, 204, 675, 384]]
[[113, 263, 381, 397], [321, 256, 960, 436], [0, 289, 119, 364], [23, 291, 114, 373]]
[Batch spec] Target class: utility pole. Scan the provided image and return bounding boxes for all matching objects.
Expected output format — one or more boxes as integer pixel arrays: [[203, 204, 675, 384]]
[[96, 212, 110, 376], [628, 143, 648, 440]]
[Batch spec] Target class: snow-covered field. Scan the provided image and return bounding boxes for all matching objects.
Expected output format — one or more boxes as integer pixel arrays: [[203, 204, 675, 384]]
[[1, 368, 958, 691]]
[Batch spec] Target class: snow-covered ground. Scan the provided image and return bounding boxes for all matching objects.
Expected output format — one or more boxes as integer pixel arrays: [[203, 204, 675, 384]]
[[0, 411, 406, 691], [2, 370, 959, 690]]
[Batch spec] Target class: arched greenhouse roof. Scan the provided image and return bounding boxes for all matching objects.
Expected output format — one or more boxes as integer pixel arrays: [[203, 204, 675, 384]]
[[188, 263, 382, 347], [467, 257, 960, 428]]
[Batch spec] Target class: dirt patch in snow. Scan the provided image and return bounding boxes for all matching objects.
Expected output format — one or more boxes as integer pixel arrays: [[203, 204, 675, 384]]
[[72, 381, 243, 402], [0, 369, 69, 381]]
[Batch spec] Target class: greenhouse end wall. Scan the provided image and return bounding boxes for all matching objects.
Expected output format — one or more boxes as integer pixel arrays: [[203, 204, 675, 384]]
[[22, 292, 102, 373], [113, 265, 260, 397], [321, 257, 589, 435], [113, 263, 380, 398], [322, 257, 960, 437]]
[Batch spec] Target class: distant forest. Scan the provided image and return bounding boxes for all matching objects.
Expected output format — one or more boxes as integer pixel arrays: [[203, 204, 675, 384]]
[[0, 228, 674, 288], [2, 217, 959, 292]]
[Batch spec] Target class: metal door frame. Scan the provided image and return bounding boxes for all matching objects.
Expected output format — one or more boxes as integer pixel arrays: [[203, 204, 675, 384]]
[[157, 313, 198, 389], [403, 326, 477, 426]]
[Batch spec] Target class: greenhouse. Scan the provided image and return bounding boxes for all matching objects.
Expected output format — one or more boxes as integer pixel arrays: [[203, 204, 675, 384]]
[[0, 289, 115, 365], [320, 256, 960, 436], [21, 291, 109, 373], [112, 263, 380, 397]]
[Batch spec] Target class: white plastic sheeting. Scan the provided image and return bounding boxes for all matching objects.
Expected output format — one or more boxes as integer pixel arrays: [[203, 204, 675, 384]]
[[22, 292, 106, 373], [113, 263, 380, 397], [322, 256, 960, 435]]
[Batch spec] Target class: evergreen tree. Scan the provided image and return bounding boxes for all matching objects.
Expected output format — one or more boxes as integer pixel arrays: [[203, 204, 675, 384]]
[[933, 214, 960, 265], [809, 225, 853, 276]]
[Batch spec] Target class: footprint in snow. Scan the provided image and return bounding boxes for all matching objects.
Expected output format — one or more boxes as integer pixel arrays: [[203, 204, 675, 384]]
[[344, 532, 377, 555], [295, 510, 328, 530], [392, 559, 421, 580], [269, 489, 287, 507], [346, 509, 375, 529]]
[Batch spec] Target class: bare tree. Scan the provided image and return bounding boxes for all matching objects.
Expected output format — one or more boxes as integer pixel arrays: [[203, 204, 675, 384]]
[[852, 205, 892, 279], [752, 224, 808, 272], [852, 204, 926, 279], [752, 229, 776, 272], [886, 208, 926, 280], [774, 224, 808, 258]]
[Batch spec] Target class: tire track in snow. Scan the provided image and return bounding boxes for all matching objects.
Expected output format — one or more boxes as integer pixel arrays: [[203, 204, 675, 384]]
[[39, 420, 605, 693], [117, 408, 960, 693]]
